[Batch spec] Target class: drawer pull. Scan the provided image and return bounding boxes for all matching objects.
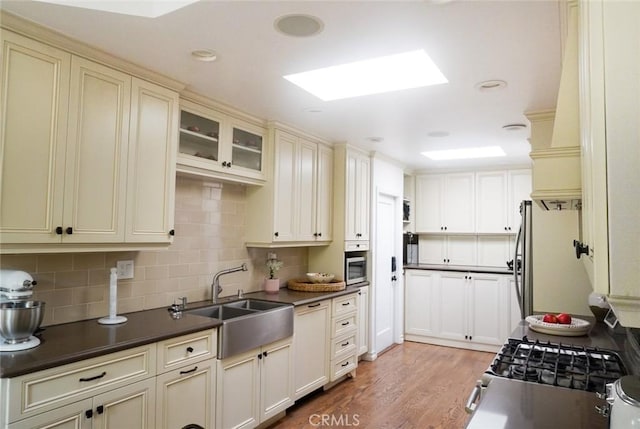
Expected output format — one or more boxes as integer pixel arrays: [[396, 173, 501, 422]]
[[341, 341, 350, 347], [79, 371, 106, 382], [341, 361, 350, 367], [187, 346, 194, 353], [341, 321, 350, 326], [308, 303, 321, 308], [180, 366, 198, 375], [342, 302, 350, 306]]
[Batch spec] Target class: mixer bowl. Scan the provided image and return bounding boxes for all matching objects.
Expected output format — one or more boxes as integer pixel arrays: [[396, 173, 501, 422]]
[[0, 301, 45, 344]]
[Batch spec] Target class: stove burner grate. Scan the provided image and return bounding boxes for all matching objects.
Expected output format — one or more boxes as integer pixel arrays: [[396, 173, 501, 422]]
[[488, 337, 626, 393]]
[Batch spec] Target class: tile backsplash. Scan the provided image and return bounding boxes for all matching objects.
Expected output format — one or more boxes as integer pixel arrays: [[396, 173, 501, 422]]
[[0, 176, 308, 326]]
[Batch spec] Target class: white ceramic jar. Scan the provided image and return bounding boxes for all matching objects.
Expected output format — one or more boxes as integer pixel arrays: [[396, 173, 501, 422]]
[[607, 375, 640, 429]]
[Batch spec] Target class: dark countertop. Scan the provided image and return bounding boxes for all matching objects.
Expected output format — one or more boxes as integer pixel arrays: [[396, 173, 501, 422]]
[[0, 307, 221, 378], [404, 263, 513, 275], [465, 377, 608, 429], [0, 283, 367, 379]]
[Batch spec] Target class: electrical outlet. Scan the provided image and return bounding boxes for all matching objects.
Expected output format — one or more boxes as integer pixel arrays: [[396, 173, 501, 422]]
[[116, 260, 134, 279]]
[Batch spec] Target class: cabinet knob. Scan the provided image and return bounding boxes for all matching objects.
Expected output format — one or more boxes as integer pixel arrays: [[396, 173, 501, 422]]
[[573, 240, 589, 259], [85, 409, 93, 419], [258, 353, 262, 359], [55, 226, 63, 235], [169, 229, 175, 236], [508, 227, 512, 231], [66, 226, 73, 235], [222, 161, 227, 167], [318, 232, 322, 237], [504, 227, 508, 231], [96, 405, 104, 415], [187, 346, 194, 353], [313, 233, 318, 237], [274, 232, 279, 237], [227, 161, 232, 167], [263, 351, 268, 357], [444, 226, 447, 231]]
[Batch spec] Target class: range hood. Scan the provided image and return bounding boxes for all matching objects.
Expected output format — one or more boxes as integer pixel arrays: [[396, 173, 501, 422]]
[[525, 1, 581, 211]]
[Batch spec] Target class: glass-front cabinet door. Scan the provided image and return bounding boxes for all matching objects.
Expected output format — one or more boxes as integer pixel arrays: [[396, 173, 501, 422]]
[[179, 109, 221, 162], [229, 121, 264, 176], [176, 99, 266, 184]]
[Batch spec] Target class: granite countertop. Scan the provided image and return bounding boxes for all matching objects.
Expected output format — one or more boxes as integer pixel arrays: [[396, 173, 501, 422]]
[[404, 263, 513, 275], [0, 283, 367, 379]]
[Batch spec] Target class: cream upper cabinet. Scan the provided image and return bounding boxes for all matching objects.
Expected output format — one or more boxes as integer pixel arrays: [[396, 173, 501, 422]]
[[176, 98, 266, 185], [415, 172, 475, 233], [476, 169, 531, 234], [0, 30, 70, 244], [246, 126, 333, 246], [344, 150, 370, 242], [126, 78, 178, 243], [0, 29, 179, 252], [579, 0, 640, 327], [64, 56, 131, 243]]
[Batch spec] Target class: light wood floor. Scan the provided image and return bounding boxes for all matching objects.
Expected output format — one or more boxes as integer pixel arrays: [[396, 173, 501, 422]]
[[269, 342, 494, 429]]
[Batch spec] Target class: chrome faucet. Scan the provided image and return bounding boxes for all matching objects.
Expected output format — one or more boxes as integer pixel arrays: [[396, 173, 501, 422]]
[[211, 263, 248, 303]]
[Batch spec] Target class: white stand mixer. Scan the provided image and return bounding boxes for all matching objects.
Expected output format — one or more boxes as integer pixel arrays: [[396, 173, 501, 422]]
[[0, 269, 42, 351]]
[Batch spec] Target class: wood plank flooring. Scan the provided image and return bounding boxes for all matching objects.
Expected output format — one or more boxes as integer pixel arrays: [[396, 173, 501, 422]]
[[269, 342, 494, 429]]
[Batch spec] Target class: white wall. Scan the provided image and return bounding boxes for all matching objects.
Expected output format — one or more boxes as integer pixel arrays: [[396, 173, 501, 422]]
[[369, 154, 405, 356], [532, 204, 592, 315]]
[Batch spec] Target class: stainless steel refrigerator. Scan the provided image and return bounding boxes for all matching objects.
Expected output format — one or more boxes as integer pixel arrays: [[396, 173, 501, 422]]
[[513, 200, 533, 319]]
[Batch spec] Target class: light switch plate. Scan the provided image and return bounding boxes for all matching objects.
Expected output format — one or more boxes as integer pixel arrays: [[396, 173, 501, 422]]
[[116, 260, 134, 279]]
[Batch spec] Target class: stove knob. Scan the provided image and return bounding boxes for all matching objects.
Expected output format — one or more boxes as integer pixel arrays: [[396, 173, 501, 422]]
[[594, 404, 610, 417]]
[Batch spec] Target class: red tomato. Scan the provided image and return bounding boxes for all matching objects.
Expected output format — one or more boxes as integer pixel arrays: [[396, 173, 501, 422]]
[[556, 313, 572, 324], [542, 313, 559, 323]]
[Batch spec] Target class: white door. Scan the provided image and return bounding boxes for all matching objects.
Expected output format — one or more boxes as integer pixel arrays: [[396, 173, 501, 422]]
[[374, 193, 396, 353]]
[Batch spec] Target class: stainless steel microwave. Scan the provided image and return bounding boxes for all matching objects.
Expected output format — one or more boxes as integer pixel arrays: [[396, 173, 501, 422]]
[[345, 256, 367, 285]]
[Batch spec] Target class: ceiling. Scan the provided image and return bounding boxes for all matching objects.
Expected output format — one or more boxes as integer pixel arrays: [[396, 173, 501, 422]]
[[1, 0, 564, 171]]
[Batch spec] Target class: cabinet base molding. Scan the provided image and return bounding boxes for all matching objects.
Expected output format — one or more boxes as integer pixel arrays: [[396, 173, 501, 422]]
[[322, 369, 356, 392], [256, 411, 287, 429], [404, 336, 500, 354]]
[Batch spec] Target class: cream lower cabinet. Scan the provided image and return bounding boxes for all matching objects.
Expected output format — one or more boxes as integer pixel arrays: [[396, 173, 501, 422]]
[[357, 286, 369, 357], [8, 379, 156, 429], [216, 338, 293, 429], [292, 300, 331, 400], [405, 269, 511, 352], [329, 293, 358, 381]]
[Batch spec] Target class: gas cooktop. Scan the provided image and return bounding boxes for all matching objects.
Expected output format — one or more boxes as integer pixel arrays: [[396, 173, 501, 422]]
[[487, 336, 627, 393]]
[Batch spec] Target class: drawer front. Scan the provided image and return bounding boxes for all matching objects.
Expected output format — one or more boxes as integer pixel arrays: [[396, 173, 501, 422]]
[[331, 314, 357, 338], [332, 294, 357, 317], [330, 333, 357, 360], [344, 241, 369, 251], [7, 344, 156, 421], [330, 354, 357, 381], [157, 329, 217, 373]]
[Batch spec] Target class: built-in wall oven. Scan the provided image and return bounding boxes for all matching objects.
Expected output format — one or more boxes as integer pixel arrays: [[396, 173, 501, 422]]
[[345, 255, 367, 285]]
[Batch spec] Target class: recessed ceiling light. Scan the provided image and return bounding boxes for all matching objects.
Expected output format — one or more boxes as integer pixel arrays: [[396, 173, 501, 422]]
[[36, 0, 198, 17], [367, 137, 384, 143], [421, 146, 506, 161], [284, 50, 448, 101], [427, 131, 450, 138], [302, 107, 323, 113], [274, 14, 324, 37], [191, 49, 217, 62], [502, 123, 527, 131], [475, 80, 507, 92]]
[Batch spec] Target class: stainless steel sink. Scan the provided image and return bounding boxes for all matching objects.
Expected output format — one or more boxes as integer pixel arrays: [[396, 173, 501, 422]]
[[185, 299, 293, 359]]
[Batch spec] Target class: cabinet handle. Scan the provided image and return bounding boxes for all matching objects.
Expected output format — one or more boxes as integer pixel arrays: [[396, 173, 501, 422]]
[[573, 240, 589, 259], [227, 161, 232, 168], [263, 351, 268, 357], [169, 229, 175, 236], [508, 227, 512, 231], [341, 361, 350, 367], [222, 161, 227, 167], [179, 366, 198, 375], [447, 259, 450, 263], [79, 371, 106, 382], [96, 405, 104, 415], [444, 226, 447, 231], [313, 232, 318, 237], [342, 302, 350, 306], [504, 227, 508, 231], [308, 303, 321, 308], [55, 226, 63, 235], [341, 341, 350, 347], [318, 232, 322, 237], [66, 226, 73, 235], [85, 409, 93, 419], [356, 244, 360, 248], [465, 335, 468, 340], [187, 346, 194, 353], [258, 353, 262, 359], [341, 321, 350, 326], [469, 336, 472, 341]]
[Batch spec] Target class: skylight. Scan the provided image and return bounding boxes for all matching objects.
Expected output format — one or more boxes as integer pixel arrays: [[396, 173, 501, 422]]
[[421, 146, 506, 161], [283, 50, 448, 101], [36, 0, 199, 18]]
